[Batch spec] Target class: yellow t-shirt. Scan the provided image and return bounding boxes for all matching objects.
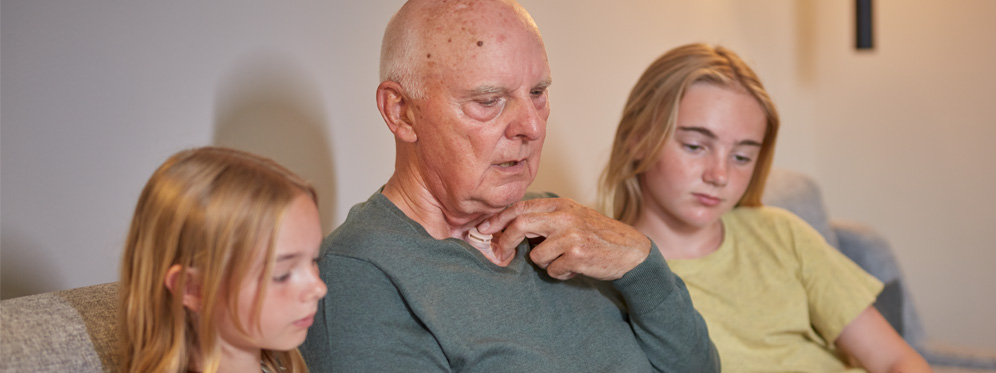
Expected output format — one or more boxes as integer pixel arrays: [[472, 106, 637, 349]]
[[668, 206, 883, 373]]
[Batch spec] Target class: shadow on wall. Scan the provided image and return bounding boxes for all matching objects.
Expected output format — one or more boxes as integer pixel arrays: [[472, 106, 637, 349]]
[[0, 229, 67, 299], [213, 53, 338, 234]]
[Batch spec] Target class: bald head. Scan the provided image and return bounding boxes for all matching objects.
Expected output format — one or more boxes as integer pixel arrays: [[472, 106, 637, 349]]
[[380, 0, 544, 99]]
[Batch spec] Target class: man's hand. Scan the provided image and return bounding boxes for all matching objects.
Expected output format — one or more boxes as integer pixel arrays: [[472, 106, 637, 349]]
[[477, 198, 651, 281]]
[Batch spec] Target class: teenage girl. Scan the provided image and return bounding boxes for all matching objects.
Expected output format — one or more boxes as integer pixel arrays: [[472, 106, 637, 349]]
[[600, 43, 930, 372], [119, 146, 327, 373]]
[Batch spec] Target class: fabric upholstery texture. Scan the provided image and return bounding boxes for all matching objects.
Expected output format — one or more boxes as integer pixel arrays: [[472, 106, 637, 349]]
[[1, 282, 119, 372]]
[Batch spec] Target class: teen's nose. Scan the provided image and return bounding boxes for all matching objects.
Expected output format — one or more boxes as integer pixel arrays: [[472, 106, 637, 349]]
[[703, 155, 729, 187]]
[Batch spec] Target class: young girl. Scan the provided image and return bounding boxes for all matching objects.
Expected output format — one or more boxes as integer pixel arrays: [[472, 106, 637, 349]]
[[119, 146, 327, 373], [600, 43, 930, 372]]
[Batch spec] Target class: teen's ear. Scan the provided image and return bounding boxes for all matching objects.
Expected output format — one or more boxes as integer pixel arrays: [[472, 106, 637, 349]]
[[164, 264, 202, 312], [377, 80, 418, 143]]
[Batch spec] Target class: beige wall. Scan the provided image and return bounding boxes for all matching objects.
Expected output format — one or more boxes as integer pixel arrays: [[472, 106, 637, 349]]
[[2, 0, 993, 349]]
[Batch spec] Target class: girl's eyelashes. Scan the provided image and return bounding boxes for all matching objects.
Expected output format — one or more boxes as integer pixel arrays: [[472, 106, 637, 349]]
[[273, 272, 291, 283], [273, 255, 321, 283]]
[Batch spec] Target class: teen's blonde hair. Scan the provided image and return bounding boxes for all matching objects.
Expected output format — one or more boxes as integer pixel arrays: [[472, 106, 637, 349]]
[[599, 43, 780, 224], [119, 146, 316, 373]]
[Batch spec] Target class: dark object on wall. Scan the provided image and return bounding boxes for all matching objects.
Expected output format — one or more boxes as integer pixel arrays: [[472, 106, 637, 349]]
[[856, 0, 873, 49]]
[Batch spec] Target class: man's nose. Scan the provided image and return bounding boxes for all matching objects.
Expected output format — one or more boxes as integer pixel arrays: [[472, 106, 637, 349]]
[[505, 99, 546, 141]]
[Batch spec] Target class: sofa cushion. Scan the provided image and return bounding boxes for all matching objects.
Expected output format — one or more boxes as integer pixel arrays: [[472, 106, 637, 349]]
[[0, 282, 119, 372], [762, 168, 839, 248]]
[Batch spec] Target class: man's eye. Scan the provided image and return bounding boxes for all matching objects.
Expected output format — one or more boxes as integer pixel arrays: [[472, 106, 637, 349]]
[[478, 98, 501, 107], [530, 89, 545, 97]]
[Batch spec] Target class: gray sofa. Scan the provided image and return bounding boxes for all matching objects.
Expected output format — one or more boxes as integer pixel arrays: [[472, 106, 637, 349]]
[[1, 282, 119, 372], [1, 168, 993, 372]]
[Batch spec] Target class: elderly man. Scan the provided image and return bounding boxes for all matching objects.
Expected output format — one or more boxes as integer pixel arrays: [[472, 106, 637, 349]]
[[301, 0, 719, 371]]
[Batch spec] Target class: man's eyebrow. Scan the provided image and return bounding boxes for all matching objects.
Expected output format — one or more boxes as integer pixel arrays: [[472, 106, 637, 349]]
[[677, 126, 762, 147], [534, 79, 552, 90], [468, 85, 504, 96], [466, 79, 552, 96]]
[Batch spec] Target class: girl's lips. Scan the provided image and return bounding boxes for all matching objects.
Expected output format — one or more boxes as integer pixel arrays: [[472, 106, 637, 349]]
[[693, 193, 722, 207], [294, 313, 316, 328]]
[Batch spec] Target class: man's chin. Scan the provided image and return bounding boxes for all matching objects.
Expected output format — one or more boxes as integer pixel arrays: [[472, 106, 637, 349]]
[[484, 184, 530, 208]]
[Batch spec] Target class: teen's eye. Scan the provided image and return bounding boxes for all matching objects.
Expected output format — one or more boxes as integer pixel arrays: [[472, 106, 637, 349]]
[[682, 143, 703, 152], [733, 154, 753, 164]]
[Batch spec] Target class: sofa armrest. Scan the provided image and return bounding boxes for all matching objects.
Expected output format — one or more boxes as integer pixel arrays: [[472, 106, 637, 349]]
[[832, 220, 902, 284], [832, 220, 910, 340], [920, 340, 996, 371], [833, 222, 996, 371], [0, 282, 119, 372]]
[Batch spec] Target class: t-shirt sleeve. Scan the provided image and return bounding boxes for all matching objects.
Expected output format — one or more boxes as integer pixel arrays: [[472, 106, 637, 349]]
[[783, 210, 883, 344]]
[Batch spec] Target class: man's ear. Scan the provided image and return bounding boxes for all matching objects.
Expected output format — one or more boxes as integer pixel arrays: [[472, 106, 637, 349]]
[[376, 80, 418, 143], [164, 264, 202, 312]]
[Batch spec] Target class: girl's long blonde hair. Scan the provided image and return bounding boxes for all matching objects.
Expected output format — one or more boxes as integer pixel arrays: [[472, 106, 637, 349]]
[[119, 146, 317, 373], [599, 43, 780, 224]]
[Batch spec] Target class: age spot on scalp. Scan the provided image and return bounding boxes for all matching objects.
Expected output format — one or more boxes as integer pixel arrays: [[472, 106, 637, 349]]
[[426, 53, 432, 58], [477, 41, 484, 47]]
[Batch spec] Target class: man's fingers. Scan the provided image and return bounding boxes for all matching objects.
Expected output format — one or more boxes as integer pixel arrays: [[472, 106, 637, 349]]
[[477, 198, 559, 235], [540, 251, 578, 280], [493, 211, 558, 256]]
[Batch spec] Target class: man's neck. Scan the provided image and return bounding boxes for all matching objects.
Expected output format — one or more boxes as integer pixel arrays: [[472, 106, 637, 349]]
[[382, 173, 480, 240], [383, 173, 513, 266]]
